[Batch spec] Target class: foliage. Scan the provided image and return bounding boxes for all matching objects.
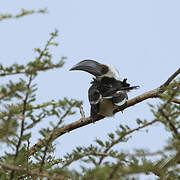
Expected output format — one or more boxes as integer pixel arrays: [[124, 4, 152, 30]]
[[0, 8, 47, 22], [0, 7, 179, 180]]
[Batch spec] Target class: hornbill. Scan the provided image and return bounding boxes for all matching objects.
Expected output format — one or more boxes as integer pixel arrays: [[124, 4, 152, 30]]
[[70, 60, 139, 121]]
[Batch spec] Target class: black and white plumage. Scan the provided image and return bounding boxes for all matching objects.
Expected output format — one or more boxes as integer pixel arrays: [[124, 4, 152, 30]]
[[70, 60, 139, 121]]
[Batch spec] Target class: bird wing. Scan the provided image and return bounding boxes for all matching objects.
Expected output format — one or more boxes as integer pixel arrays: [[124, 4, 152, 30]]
[[102, 85, 139, 97], [112, 92, 128, 106], [88, 85, 102, 104], [88, 85, 102, 119], [98, 78, 139, 107], [101, 78, 139, 98]]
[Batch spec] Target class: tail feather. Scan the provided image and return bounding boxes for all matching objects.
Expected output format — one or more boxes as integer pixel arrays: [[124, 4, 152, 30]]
[[118, 85, 140, 91], [102, 85, 139, 97]]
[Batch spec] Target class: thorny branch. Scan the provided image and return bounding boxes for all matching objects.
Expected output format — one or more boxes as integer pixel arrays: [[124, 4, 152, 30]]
[[29, 67, 180, 156], [60, 118, 160, 169], [0, 8, 47, 22], [105, 86, 180, 178], [156, 95, 180, 105], [0, 64, 62, 77], [160, 109, 179, 138], [155, 151, 180, 177], [172, 98, 180, 104], [0, 162, 64, 180], [10, 75, 33, 180], [107, 160, 123, 180], [0, 30, 64, 77], [159, 86, 180, 139], [97, 118, 159, 165], [154, 87, 180, 177], [39, 106, 73, 172]]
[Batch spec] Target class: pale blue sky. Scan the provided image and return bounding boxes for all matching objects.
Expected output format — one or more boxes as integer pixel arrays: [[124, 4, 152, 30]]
[[0, 0, 180, 179]]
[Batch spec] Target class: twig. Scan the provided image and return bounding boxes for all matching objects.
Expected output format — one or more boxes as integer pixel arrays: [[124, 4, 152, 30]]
[[159, 86, 180, 139], [172, 98, 180, 104], [156, 151, 180, 176], [0, 65, 62, 77], [107, 160, 123, 180], [0, 162, 64, 180], [60, 151, 120, 169], [156, 95, 180, 105], [160, 109, 180, 138], [80, 106, 85, 122], [0, 91, 15, 100], [0, 30, 63, 77], [160, 68, 180, 88], [98, 118, 159, 165], [10, 75, 33, 180], [0, 9, 47, 22], [26, 140, 30, 171], [151, 86, 180, 177], [39, 106, 73, 172], [60, 118, 159, 169], [29, 67, 180, 156]]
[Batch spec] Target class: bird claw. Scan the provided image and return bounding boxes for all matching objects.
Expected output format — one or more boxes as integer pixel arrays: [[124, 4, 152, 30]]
[[90, 117, 96, 123]]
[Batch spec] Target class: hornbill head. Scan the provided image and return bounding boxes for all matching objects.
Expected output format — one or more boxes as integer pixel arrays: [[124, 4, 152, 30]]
[[69, 60, 120, 80]]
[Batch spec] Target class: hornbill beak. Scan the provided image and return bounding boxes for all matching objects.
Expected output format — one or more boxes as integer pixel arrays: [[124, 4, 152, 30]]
[[69, 60, 108, 77]]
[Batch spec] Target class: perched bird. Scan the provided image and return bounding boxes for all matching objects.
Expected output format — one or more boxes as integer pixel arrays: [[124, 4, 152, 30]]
[[70, 60, 139, 121]]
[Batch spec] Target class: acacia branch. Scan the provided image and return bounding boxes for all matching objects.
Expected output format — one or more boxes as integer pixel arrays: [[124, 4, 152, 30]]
[[158, 86, 180, 139], [0, 163, 64, 180], [160, 68, 180, 88], [156, 95, 180, 105], [29, 67, 180, 156], [39, 106, 72, 172], [172, 98, 180, 104], [10, 75, 33, 180], [0, 8, 47, 22], [156, 151, 180, 177], [0, 63, 64, 77], [61, 118, 159, 169], [98, 118, 159, 165], [107, 160, 123, 180], [160, 109, 180, 139]]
